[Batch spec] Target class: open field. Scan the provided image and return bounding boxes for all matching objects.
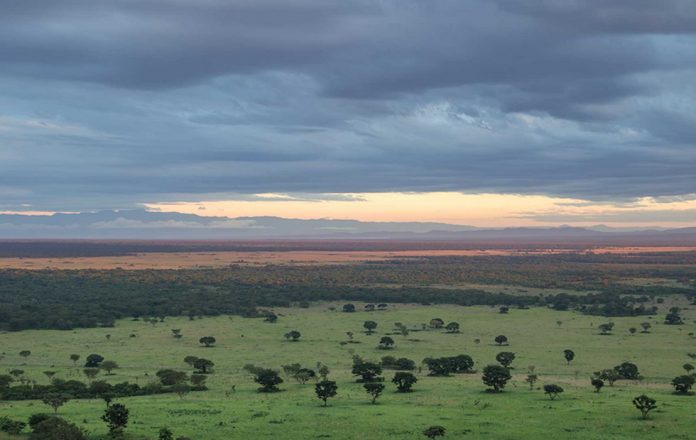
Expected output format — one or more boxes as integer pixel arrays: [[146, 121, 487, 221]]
[[1, 302, 695, 439], [1, 245, 696, 270]]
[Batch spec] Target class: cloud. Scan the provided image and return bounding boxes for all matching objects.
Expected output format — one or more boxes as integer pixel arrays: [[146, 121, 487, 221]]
[[0, 1, 695, 212]]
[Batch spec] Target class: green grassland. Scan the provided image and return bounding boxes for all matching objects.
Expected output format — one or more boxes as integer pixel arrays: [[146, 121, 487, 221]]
[[1, 300, 695, 439]]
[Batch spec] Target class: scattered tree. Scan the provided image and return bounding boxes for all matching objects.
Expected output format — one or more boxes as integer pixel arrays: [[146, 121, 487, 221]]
[[598, 323, 614, 335], [632, 395, 657, 419], [342, 304, 356, 313], [640, 322, 651, 333], [544, 384, 564, 400], [193, 358, 214, 374], [683, 363, 695, 374], [42, 393, 70, 413], [284, 330, 301, 342], [102, 402, 129, 435], [364, 383, 385, 404], [101, 360, 119, 375], [363, 320, 378, 334], [615, 362, 640, 380], [496, 352, 516, 368], [378, 336, 395, 350], [85, 354, 104, 368], [494, 335, 508, 346], [482, 365, 511, 392], [315, 380, 338, 406], [70, 354, 80, 366], [429, 318, 444, 329], [352, 360, 383, 382], [665, 307, 684, 325], [254, 369, 283, 392], [563, 349, 575, 365], [392, 372, 418, 392], [83, 368, 100, 381], [159, 427, 174, 440], [199, 336, 216, 347], [445, 322, 460, 333], [525, 373, 538, 390]]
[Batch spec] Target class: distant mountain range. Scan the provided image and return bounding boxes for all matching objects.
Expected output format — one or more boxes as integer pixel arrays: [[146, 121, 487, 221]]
[[0, 209, 694, 243]]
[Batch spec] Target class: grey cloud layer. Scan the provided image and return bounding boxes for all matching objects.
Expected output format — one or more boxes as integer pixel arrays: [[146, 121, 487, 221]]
[[1, 0, 695, 211]]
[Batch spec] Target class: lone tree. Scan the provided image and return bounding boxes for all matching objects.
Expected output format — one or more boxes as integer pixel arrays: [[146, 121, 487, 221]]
[[42, 393, 70, 413], [684, 363, 695, 374], [591, 378, 604, 393], [171, 329, 182, 339], [423, 426, 446, 438], [102, 402, 129, 436], [199, 336, 216, 347], [363, 320, 378, 334], [563, 349, 575, 365], [254, 369, 283, 393], [19, 350, 31, 359], [671, 375, 695, 394], [598, 323, 614, 335], [665, 307, 684, 325], [352, 360, 383, 382], [640, 322, 651, 333], [284, 330, 301, 342], [615, 362, 640, 380], [70, 354, 80, 366], [294, 368, 316, 384], [363, 382, 385, 404], [543, 384, 564, 400], [193, 358, 214, 374], [315, 380, 338, 406], [496, 352, 516, 368], [101, 360, 119, 375], [632, 395, 657, 419], [445, 322, 460, 333], [429, 318, 445, 329], [83, 368, 100, 381], [482, 365, 511, 392], [85, 354, 104, 368], [494, 335, 508, 346], [378, 336, 395, 350], [392, 372, 418, 392], [525, 372, 538, 390]]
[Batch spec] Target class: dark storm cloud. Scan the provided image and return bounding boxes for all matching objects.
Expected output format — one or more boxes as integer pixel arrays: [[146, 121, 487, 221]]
[[0, 0, 695, 212]]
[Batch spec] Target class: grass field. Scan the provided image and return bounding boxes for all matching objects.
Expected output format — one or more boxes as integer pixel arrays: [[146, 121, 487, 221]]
[[1, 301, 695, 439]]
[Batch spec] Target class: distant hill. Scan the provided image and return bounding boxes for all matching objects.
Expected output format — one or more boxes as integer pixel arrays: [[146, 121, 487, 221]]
[[0, 209, 694, 243]]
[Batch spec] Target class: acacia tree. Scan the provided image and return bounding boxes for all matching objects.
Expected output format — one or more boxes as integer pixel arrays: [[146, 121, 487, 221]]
[[563, 349, 575, 365], [85, 354, 104, 368], [19, 350, 31, 360], [525, 373, 538, 390], [598, 323, 614, 335], [594, 369, 619, 386], [254, 369, 283, 392], [363, 321, 378, 334], [684, 363, 695, 374], [102, 403, 129, 435], [42, 393, 70, 413], [352, 361, 383, 382], [392, 372, 418, 392], [482, 365, 511, 392], [83, 368, 100, 381], [496, 352, 516, 368], [193, 358, 214, 374], [632, 395, 657, 419], [494, 335, 508, 346], [445, 322, 460, 333], [284, 330, 301, 342], [69, 354, 80, 366], [378, 336, 395, 350], [101, 360, 119, 375], [294, 368, 316, 384], [544, 384, 564, 400], [640, 322, 651, 333], [364, 383, 385, 404], [315, 380, 338, 406], [199, 336, 216, 347]]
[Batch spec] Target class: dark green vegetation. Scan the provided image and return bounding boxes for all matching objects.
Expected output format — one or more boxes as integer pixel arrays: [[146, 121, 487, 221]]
[[2, 250, 696, 331]]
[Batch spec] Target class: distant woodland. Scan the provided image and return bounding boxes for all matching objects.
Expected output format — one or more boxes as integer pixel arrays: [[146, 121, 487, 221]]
[[1, 253, 694, 331]]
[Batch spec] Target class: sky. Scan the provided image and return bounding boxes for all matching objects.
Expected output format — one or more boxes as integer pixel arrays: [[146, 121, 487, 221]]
[[1, 0, 695, 227]]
